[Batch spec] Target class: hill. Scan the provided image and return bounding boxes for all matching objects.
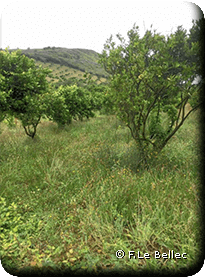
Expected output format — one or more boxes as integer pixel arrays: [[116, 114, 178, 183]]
[[17, 47, 108, 86]]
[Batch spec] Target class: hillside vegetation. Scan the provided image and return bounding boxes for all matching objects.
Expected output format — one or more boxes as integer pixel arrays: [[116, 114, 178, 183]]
[[15, 47, 108, 87]]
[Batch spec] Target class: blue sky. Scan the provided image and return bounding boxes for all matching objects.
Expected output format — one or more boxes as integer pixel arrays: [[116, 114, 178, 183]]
[[0, 1, 204, 53]]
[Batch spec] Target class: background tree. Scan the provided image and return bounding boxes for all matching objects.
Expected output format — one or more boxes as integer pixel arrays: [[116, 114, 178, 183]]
[[46, 85, 96, 127], [99, 23, 202, 168], [0, 49, 51, 138], [83, 72, 115, 114], [45, 88, 72, 127]]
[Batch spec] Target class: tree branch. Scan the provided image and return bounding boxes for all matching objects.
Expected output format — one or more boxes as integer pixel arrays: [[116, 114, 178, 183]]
[[165, 102, 202, 145], [176, 96, 190, 127]]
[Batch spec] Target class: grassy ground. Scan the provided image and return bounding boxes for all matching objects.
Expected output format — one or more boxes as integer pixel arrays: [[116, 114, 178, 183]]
[[0, 109, 203, 275]]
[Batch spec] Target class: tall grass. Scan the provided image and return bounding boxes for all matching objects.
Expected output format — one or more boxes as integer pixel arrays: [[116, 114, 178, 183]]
[[0, 110, 202, 275]]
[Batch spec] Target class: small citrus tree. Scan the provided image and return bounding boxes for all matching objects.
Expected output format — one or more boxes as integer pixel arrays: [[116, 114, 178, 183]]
[[0, 49, 51, 138], [45, 88, 72, 127], [99, 24, 202, 168], [46, 85, 96, 127]]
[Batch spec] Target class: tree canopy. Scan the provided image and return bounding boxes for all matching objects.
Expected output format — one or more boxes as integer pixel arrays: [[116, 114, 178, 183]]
[[99, 22, 203, 168], [0, 49, 51, 138]]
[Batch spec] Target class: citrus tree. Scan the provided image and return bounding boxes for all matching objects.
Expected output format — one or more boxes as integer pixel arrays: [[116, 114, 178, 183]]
[[99, 24, 202, 168], [0, 49, 51, 138], [46, 85, 96, 127], [44, 88, 72, 127]]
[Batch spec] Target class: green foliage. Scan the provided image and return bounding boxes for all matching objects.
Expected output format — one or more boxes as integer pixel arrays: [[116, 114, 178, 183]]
[[45, 90, 72, 127], [83, 72, 114, 114], [188, 18, 204, 79], [99, 24, 202, 167], [63, 85, 95, 121], [46, 85, 96, 127], [0, 49, 51, 138], [99, 87, 115, 115], [0, 197, 42, 268]]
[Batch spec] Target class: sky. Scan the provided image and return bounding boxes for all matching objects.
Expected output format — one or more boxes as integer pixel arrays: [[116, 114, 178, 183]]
[[0, 1, 204, 53]]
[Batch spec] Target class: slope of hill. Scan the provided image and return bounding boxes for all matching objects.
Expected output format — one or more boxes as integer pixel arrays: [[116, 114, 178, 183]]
[[21, 47, 107, 77], [11, 47, 107, 87]]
